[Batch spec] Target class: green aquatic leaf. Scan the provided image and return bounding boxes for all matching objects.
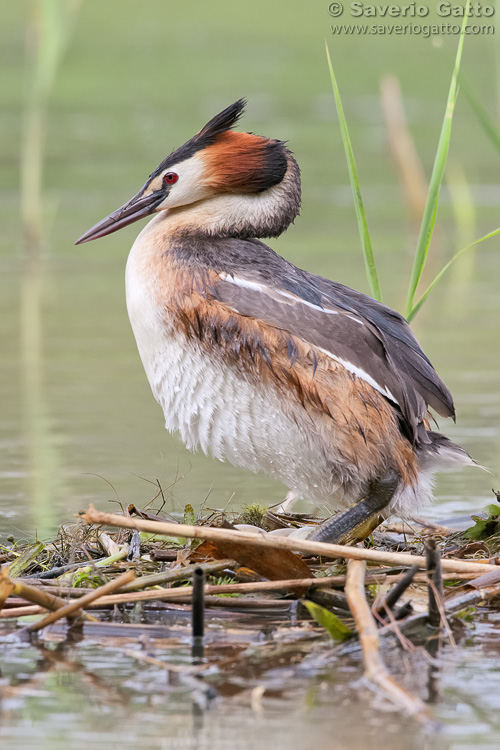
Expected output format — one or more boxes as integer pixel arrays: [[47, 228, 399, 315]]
[[303, 600, 353, 641], [465, 518, 492, 541], [464, 504, 500, 540], [183, 503, 195, 527], [454, 606, 477, 622], [173, 504, 197, 546], [482, 505, 500, 519], [8, 542, 45, 578]]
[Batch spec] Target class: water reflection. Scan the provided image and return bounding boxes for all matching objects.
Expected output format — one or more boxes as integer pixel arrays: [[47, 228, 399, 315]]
[[20, 258, 62, 537], [2, 614, 500, 750]]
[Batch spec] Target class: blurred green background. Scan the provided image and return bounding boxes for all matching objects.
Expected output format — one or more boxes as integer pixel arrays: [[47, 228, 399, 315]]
[[1, 0, 499, 539]]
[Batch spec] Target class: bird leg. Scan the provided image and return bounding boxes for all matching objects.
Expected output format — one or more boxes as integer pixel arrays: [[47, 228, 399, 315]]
[[307, 471, 400, 546]]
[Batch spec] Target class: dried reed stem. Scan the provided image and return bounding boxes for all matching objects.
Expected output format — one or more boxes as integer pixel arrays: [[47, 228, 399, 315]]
[[118, 560, 232, 593], [1, 605, 46, 618], [0, 570, 481, 613], [25, 570, 135, 632], [380, 75, 428, 221], [345, 560, 433, 724], [5, 571, 478, 608], [3, 576, 98, 623], [82, 506, 496, 574]]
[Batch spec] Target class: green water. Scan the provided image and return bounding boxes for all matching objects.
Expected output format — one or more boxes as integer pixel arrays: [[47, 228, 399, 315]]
[[1, 1, 499, 746]]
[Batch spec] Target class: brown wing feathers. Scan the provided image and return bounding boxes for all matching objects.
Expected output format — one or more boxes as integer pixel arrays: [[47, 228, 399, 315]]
[[162, 234, 453, 451], [311, 277, 455, 421], [167, 281, 418, 486], [212, 276, 428, 439]]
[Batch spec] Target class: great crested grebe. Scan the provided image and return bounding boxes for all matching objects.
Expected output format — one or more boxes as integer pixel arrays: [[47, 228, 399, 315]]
[[76, 100, 473, 544]]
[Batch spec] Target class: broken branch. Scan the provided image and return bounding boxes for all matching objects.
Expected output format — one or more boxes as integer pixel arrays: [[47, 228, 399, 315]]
[[25, 570, 135, 632], [345, 559, 433, 724]]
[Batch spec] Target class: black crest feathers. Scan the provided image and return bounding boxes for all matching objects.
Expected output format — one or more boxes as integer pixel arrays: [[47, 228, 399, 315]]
[[196, 99, 247, 143], [149, 99, 248, 181]]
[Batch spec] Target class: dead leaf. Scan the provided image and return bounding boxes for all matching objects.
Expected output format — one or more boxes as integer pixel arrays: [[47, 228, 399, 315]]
[[452, 541, 490, 559], [468, 568, 500, 589], [196, 532, 311, 583]]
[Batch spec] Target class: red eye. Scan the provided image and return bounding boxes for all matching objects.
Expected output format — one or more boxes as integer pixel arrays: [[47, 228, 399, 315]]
[[163, 171, 178, 185]]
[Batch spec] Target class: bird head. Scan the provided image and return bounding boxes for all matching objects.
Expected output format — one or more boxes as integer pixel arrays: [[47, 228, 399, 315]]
[[76, 99, 300, 244]]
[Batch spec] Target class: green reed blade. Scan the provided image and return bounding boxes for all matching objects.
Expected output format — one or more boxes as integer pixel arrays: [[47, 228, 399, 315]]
[[407, 226, 500, 322], [325, 42, 382, 302], [459, 71, 500, 157], [404, 1, 470, 320]]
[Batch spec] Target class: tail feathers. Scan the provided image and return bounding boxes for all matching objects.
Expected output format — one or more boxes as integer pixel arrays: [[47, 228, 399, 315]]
[[391, 432, 484, 519], [417, 431, 478, 470]]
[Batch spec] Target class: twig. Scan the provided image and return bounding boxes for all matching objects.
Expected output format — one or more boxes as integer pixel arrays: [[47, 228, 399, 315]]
[[117, 560, 232, 593], [82, 583, 290, 607], [100, 532, 127, 557], [81, 506, 495, 574], [192, 567, 205, 661], [81, 585, 294, 608], [2, 575, 98, 623], [0, 567, 14, 610], [1, 596, 289, 617], [149, 549, 180, 562], [442, 580, 500, 614], [1, 571, 476, 610], [150, 595, 291, 610], [372, 600, 417, 653], [424, 543, 455, 648], [9, 584, 95, 596], [381, 521, 419, 535], [466, 567, 500, 589], [345, 560, 433, 725], [425, 540, 444, 628], [374, 564, 419, 618], [7, 570, 482, 616], [13, 570, 483, 601], [1, 605, 46, 618], [24, 570, 135, 632], [411, 516, 456, 535], [28, 558, 108, 580], [378, 579, 500, 639]]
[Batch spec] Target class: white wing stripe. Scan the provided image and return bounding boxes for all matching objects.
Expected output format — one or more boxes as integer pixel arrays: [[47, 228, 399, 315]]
[[220, 272, 344, 316], [219, 273, 264, 294], [219, 273, 394, 403], [275, 288, 338, 314], [316, 346, 397, 403]]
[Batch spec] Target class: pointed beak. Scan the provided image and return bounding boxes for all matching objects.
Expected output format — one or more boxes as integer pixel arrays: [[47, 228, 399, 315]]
[[75, 189, 165, 245]]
